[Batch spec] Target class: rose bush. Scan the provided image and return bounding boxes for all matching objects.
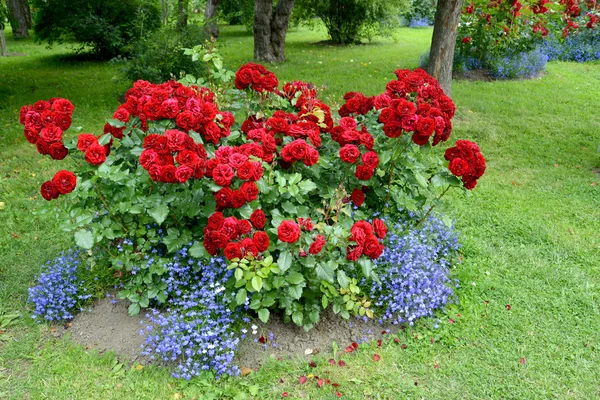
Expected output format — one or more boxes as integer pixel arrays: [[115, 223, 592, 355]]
[[21, 64, 484, 330]]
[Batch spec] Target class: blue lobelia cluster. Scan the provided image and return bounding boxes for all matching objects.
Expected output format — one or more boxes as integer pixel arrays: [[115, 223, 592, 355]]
[[487, 47, 549, 79], [372, 216, 460, 326], [541, 30, 600, 62], [141, 247, 242, 379], [28, 249, 92, 322]]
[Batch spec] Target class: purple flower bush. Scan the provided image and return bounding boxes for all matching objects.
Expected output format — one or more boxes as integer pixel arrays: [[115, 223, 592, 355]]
[[28, 249, 93, 322], [372, 216, 460, 325], [141, 247, 243, 379]]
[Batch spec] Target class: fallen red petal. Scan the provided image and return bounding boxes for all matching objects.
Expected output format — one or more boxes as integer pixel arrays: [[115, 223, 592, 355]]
[[332, 383, 340, 387], [317, 379, 324, 388], [299, 376, 307, 384], [351, 342, 359, 349], [282, 393, 289, 397], [377, 339, 382, 347], [373, 354, 381, 361], [401, 343, 407, 349], [338, 360, 346, 367], [520, 357, 526, 365], [345, 346, 354, 353], [434, 363, 440, 369], [309, 361, 317, 368], [506, 304, 512, 311], [448, 318, 455, 324], [336, 391, 342, 397], [394, 338, 400, 343], [258, 336, 267, 344]]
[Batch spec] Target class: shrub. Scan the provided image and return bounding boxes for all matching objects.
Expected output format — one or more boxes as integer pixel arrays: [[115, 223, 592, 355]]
[[20, 62, 486, 337], [32, 0, 161, 58], [402, 0, 436, 27], [294, 0, 408, 44], [122, 26, 209, 83]]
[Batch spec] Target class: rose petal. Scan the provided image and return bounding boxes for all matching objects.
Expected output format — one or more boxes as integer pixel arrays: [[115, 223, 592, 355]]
[[309, 361, 317, 368], [328, 358, 336, 365], [299, 376, 307, 384], [338, 360, 346, 367], [373, 354, 381, 361], [317, 379, 324, 388]]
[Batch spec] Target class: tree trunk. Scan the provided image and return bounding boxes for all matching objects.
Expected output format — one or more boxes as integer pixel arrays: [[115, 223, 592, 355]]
[[204, 0, 220, 39], [177, 0, 188, 31], [160, 0, 168, 25], [428, 0, 463, 97], [253, 0, 295, 62], [0, 29, 7, 56], [6, 0, 31, 39]]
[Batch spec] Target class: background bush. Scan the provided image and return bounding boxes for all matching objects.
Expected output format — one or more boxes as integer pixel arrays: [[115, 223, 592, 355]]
[[32, 0, 162, 58], [401, 0, 436, 27], [122, 25, 208, 83]]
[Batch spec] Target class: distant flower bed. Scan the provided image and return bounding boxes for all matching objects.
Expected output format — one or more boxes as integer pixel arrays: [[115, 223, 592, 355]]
[[454, 47, 549, 79], [542, 30, 600, 62]]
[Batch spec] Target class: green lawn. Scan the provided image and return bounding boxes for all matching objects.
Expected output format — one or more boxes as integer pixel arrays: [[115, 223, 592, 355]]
[[1, 25, 599, 399]]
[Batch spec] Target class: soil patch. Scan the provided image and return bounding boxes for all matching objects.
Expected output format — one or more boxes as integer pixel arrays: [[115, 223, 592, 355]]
[[57, 297, 398, 370], [453, 69, 494, 82]]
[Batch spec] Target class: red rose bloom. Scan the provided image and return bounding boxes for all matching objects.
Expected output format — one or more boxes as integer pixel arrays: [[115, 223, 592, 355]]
[[175, 165, 194, 183], [236, 161, 255, 181], [373, 219, 387, 239], [363, 236, 384, 259], [253, 231, 270, 252], [215, 187, 233, 209], [54, 113, 72, 131], [355, 164, 375, 181], [51, 98, 74, 115], [250, 209, 266, 229], [207, 212, 224, 231], [449, 158, 469, 176], [49, 142, 69, 160], [277, 220, 301, 243], [230, 191, 246, 208], [113, 107, 130, 122], [40, 181, 59, 201], [85, 144, 107, 166], [339, 144, 360, 164], [346, 246, 363, 261], [40, 126, 63, 143], [77, 134, 98, 152], [164, 129, 188, 152], [350, 188, 365, 206], [160, 98, 180, 119], [175, 111, 197, 131], [224, 242, 243, 260], [240, 181, 259, 202], [160, 165, 178, 183], [212, 163, 235, 186], [51, 170, 77, 194], [309, 234, 326, 255], [361, 151, 379, 169], [416, 117, 436, 137]]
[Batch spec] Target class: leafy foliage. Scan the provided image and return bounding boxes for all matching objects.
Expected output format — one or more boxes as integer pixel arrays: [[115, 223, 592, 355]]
[[294, 0, 409, 44], [31, 0, 162, 58]]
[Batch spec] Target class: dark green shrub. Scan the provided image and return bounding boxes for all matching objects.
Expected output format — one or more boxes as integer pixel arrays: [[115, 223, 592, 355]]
[[32, 0, 161, 58], [294, 0, 408, 44], [122, 25, 208, 83]]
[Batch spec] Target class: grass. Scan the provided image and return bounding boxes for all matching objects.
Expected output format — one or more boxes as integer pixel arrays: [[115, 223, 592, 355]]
[[1, 24, 600, 399]]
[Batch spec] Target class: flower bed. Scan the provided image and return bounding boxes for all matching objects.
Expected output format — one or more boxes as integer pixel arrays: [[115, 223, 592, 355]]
[[22, 61, 485, 377]]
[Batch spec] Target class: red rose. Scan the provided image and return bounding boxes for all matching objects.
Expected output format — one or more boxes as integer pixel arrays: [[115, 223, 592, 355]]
[[253, 231, 270, 252], [222, 217, 241, 240], [165, 129, 188, 152], [236, 161, 255, 181], [160, 165, 178, 183], [176, 111, 197, 131], [303, 147, 319, 166], [207, 212, 224, 231], [77, 134, 98, 152], [40, 181, 59, 201], [148, 164, 162, 181], [363, 236, 384, 259], [40, 110, 56, 127], [346, 246, 363, 261], [339, 144, 360, 164], [113, 107, 130, 122], [215, 187, 233, 209], [139, 150, 157, 170], [411, 133, 430, 146], [175, 165, 194, 183], [250, 209, 266, 229], [25, 111, 43, 132], [212, 164, 235, 186], [224, 242, 243, 260], [289, 140, 308, 161], [231, 190, 246, 208], [309, 234, 326, 255], [51, 170, 77, 194], [85, 144, 107, 166], [143, 134, 162, 149], [383, 123, 403, 138], [449, 158, 469, 176], [24, 128, 39, 144], [40, 126, 63, 143], [51, 98, 74, 115], [238, 219, 252, 235], [240, 181, 259, 202], [277, 220, 301, 243], [241, 238, 259, 257], [160, 98, 180, 119], [361, 151, 379, 169], [395, 99, 417, 116], [355, 165, 374, 181], [373, 219, 387, 239], [176, 149, 200, 166], [49, 142, 69, 160], [33, 100, 50, 113], [416, 117, 436, 137], [197, 101, 218, 124], [339, 117, 357, 131], [350, 189, 365, 206]]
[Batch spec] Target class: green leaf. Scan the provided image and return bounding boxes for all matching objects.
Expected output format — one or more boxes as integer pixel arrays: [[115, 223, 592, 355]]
[[286, 271, 305, 285], [235, 268, 244, 281], [337, 270, 349, 289], [298, 180, 317, 192], [277, 251, 293, 273], [322, 295, 329, 309], [292, 311, 303, 326], [129, 204, 144, 214], [251, 276, 263, 292], [358, 259, 374, 278], [281, 201, 297, 215], [236, 289, 247, 305], [287, 284, 303, 300], [188, 241, 206, 259], [74, 230, 94, 250], [108, 118, 125, 128], [413, 171, 428, 188], [288, 173, 302, 185], [238, 204, 253, 219], [315, 263, 335, 283], [258, 309, 270, 323], [128, 302, 140, 315], [288, 185, 299, 197], [148, 204, 169, 225], [139, 296, 149, 308]]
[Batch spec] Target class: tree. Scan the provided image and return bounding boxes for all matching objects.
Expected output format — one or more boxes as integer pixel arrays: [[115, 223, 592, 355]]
[[6, 0, 32, 38], [0, 2, 8, 56], [427, 0, 462, 97], [294, 0, 407, 44], [253, 0, 295, 62], [204, 0, 220, 39], [32, 0, 162, 58], [177, 0, 189, 31]]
